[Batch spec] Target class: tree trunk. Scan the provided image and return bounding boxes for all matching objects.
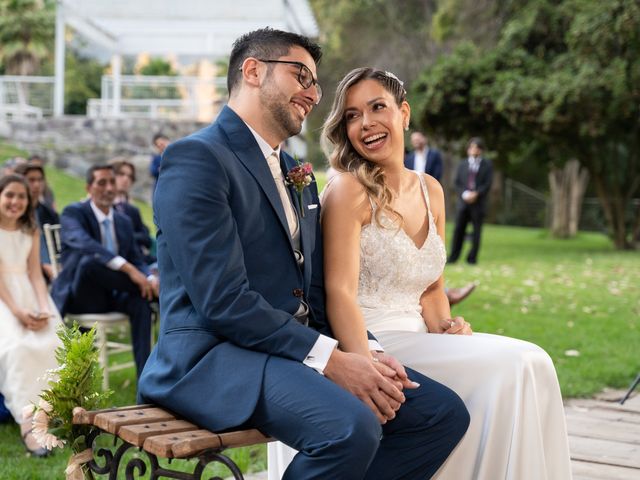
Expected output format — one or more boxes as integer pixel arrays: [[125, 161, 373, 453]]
[[593, 175, 633, 249], [548, 160, 589, 238]]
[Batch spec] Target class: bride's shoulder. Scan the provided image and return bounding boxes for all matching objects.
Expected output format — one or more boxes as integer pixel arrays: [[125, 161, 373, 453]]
[[323, 171, 367, 203]]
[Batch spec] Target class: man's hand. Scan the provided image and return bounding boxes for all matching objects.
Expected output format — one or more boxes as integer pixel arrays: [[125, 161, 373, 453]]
[[121, 263, 154, 300], [463, 191, 479, 204], [324, 349, 405, 424], [372, 352, 421, 391], [149, 275, 160, 298]]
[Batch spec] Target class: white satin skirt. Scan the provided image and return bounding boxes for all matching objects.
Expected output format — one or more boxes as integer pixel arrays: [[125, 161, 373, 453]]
[[268, 325, 572, 479]]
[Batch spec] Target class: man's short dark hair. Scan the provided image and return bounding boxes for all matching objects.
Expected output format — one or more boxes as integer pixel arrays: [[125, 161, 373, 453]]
[[152, 133, 168, 145], [86, 164, 115, 185], [227, 27, 322, 95], [468, 137, 485, 150], [14, 162, 45, 177]]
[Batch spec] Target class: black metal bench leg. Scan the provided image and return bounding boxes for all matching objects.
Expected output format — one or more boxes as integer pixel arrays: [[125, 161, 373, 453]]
[[620, 373, 640, 405]]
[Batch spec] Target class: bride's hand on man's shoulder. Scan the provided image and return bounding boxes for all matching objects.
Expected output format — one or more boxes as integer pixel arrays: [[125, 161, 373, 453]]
[[440, 316, 473, 335]]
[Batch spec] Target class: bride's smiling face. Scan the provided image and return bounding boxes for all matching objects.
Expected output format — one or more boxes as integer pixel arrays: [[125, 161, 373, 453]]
[[344, 79, 410, 166]]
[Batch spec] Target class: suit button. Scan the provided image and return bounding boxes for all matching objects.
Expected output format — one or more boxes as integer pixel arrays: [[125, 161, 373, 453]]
[[292, 288, 304, 298]]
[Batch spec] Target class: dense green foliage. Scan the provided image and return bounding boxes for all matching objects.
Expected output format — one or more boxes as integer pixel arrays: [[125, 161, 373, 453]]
[[412, 0, 640, 248], [39, 325, 111, 451], [0, 0, 54, 75]]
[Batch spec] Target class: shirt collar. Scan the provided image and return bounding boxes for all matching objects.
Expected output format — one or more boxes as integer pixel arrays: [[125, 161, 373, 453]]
[[89, 200, 114, 224], [245, 123, 282, 160]]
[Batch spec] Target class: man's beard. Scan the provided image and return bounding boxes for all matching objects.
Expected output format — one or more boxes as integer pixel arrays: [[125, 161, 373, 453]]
[[260, 79, 303, 139]]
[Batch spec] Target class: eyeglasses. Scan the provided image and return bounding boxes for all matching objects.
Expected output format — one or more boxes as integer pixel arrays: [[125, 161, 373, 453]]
[[257, 59, 322, 102]]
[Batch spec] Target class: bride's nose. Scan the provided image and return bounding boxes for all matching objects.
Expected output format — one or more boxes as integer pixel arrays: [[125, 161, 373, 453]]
[[362, 112, 376, 129]]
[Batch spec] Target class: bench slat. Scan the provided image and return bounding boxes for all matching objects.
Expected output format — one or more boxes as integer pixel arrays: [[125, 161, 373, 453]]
[[144, 429, 218, 458], [171, 429, 273, 458], [72, 404, 155, 425], [119, 419, 199, 447], [94, 408, 176, 434]]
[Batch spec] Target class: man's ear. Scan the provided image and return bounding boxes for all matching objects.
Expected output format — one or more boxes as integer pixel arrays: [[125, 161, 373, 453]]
[[240, 57, 264, 88]]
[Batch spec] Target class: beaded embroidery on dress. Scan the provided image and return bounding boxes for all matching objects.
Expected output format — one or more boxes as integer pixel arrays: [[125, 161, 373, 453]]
[[358, 172, 446, 331]]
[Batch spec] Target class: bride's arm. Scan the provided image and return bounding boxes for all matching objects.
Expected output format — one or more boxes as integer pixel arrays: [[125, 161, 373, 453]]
[[321, 174, 373, 358], [419, 176, 454, 333]]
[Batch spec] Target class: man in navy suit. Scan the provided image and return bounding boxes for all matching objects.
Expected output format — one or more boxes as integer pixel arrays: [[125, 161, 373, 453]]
[[138, 28, 468, 479], [404, 131, 443, 181], [51, 165, 158, 376], [448, 137, 494, 265]]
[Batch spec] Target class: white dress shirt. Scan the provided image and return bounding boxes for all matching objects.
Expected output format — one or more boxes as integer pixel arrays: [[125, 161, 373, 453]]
[[89, 201, 126, 270], [412, 148, 428, 173]]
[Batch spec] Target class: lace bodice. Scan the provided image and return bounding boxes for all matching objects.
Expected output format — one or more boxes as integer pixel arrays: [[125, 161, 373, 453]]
[[357, 173, 446, 311]]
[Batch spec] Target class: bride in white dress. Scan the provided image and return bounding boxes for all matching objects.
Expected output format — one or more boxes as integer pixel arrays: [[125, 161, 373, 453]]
[[269, 68, 571, 479]]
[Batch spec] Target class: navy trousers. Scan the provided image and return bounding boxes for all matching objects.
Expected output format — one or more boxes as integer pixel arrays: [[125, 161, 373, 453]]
[[247, 356, 469, 480], [66, 257, 152, 376]]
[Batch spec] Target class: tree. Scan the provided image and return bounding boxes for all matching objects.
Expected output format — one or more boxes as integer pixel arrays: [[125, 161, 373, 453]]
[[0, 0, 54, 75], [412, 0, 640, 248], [307, 0, 442, 165]]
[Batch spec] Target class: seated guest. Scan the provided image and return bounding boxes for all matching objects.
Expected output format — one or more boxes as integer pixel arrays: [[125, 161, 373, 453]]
[[14, 163, 60, 282], [51, 164, 158, 376], [109, 158, 155, 264], [0, 174, 63, 457], [27, 154, 56, 209], [149, 134, 169, 194]]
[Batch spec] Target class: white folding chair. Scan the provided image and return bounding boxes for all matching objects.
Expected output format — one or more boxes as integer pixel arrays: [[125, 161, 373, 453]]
[[43, 223, 134, 391]]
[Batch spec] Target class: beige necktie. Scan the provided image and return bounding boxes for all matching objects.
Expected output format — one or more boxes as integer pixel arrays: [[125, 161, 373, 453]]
[[266, 152, 299, 238]]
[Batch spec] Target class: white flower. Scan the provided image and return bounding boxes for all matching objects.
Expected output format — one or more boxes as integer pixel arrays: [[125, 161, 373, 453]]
[[38, 399, 53, 413], [32, 407, 65, 450], [22, 404, 35, 420]]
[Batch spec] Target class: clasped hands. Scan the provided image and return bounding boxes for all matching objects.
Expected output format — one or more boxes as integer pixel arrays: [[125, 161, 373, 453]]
[[16, 308, 51, 331], [324, 349, 420, 424]]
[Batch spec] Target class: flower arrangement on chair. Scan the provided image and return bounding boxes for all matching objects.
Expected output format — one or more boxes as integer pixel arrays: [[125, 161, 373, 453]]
[[25, 323, 111, 479]]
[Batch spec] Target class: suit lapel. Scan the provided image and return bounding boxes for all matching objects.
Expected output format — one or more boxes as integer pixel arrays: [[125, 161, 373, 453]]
[[113, 214, 127, 255], [81, 201, 102, 241], [218, 107, 296, 251], [281, 153, 313, 286]]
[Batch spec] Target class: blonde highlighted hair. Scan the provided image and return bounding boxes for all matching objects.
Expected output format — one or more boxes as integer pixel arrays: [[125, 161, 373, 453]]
[[322, 67, 407, 226]]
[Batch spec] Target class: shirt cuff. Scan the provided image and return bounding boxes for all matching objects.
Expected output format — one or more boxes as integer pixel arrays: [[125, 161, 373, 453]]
[[303, 334, 338, 375], [368, 340, 384, 352], [107, 256, 127, 271]]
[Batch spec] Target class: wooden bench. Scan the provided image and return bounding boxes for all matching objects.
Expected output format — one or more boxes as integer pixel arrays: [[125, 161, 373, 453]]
[[73, 404, 273, 479]]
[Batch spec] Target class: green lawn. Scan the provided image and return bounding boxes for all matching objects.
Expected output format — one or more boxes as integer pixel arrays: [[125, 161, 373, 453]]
[[1, 143, 638, 477]]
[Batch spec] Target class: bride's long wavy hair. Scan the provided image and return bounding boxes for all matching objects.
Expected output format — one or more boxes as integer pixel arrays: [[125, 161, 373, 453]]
[[322, 67, 407, 226]]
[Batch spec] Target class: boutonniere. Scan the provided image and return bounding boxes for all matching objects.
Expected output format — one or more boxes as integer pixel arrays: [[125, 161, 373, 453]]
[[286, 159, 314, 217]]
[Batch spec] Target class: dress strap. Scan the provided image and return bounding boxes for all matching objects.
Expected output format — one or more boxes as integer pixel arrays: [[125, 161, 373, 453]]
[[415, 171, 431, 212]]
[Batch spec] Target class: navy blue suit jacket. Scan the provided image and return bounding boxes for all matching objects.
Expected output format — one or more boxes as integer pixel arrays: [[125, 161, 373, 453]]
[[138, 106, 333, 432], [404, 148, 443, 182], [454, 157, 494, 212], [115, 201, 152, 250], [51, 201, 148, 316]]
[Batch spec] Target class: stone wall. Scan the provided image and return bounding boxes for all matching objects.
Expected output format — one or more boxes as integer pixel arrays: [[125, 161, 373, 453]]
[[0, 116, 207, 201]]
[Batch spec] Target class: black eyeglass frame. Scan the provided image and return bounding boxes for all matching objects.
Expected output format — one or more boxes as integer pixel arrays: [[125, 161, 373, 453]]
[[254, 59, 322, 101]]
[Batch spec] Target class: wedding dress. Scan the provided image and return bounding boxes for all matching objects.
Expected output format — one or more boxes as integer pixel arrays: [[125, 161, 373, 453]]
[[269, 172, 572, 479], [0, 228, 62, 423]]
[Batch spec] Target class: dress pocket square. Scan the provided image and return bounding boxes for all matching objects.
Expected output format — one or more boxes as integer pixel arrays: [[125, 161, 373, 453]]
[[307, 204, 318, 210]]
